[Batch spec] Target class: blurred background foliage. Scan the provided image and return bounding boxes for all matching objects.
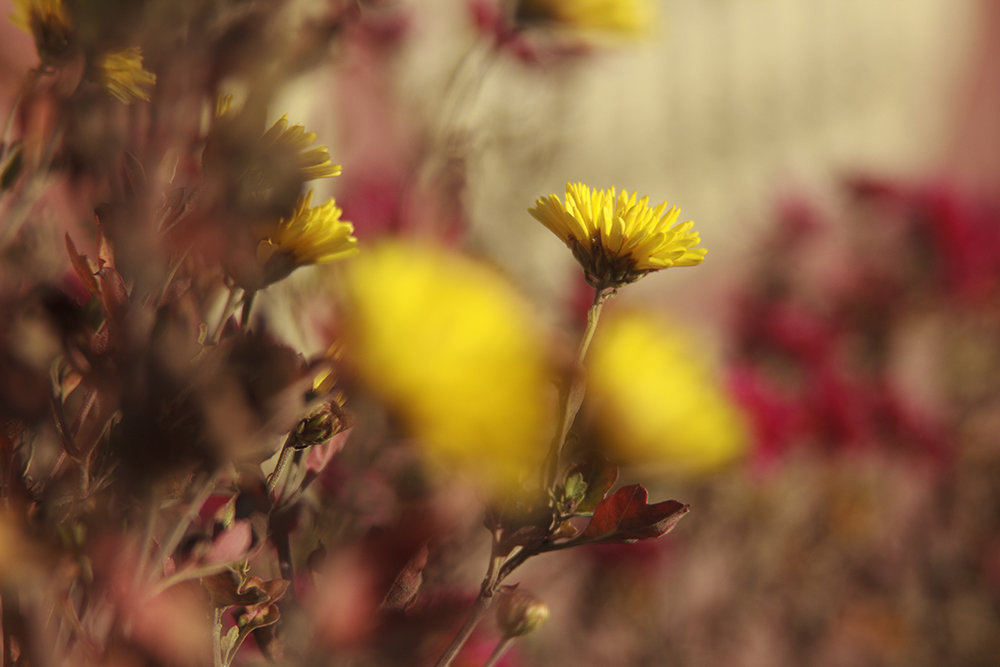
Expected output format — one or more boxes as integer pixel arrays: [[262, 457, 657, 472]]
[[1, 0, 999, 665]]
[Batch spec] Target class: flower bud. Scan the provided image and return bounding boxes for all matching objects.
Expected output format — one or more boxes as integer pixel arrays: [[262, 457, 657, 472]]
[[495, 587, 549, 638], [293, 402, 346, 448]]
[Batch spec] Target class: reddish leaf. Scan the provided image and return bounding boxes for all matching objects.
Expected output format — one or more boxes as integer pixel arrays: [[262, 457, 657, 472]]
[[577, 484, 689, 543], [65, 234, 99, 296], [202, 570, 289, 609]]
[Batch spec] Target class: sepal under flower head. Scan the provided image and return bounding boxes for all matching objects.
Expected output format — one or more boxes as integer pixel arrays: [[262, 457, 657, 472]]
[[529, 182, 706, 289]]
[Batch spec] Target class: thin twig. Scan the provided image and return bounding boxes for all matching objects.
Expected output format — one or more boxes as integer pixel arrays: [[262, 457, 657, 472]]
[[481, 637, 515, 667]]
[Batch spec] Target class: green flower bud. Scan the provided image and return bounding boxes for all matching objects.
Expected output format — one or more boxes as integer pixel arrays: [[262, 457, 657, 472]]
[[495, 587, 549, 639]]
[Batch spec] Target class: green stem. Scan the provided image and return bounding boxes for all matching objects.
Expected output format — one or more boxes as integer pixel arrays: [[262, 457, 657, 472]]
[[544, 286, 615, 488], [148, 472, 218, 584], [481, 637, 515, 667], [265, 434, 297, 500], [212, 609, 223, 667], [240, 290, 256, 329]]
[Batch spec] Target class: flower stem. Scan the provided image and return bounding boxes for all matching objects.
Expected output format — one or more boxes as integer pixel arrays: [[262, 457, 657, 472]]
[[433, 554, 503, 667], [544, 286, 615, 488], [265, 434, 297, 500], [209, 286, 241, 344], [240, 290, 257, 328], [481, 637, 515, 667]]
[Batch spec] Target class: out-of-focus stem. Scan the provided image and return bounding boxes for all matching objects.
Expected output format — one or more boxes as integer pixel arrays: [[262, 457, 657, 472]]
[[240, 290, 256, 328], [209, 287, 241, 344], [481, 637, 515, 667], [434, 553, 504, 667], [149, 472, 218, 584]]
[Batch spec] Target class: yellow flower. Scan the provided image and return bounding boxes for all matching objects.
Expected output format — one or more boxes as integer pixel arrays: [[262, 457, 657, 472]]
[[530, 182, 706, 289], [516, 0, 653, 35], [257, 190, 358, 276], [261, 114, 342, 181], [98, 47, 156, 104], [587, 310, 747, 474], [340, 242, 553, 496], [11, 0, 73, 63]]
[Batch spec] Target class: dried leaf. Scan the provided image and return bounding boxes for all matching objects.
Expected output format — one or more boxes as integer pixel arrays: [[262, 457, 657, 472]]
[[202, 570, 289, 609], [576, 484, 689, 543], [381, 543, 428, 611]]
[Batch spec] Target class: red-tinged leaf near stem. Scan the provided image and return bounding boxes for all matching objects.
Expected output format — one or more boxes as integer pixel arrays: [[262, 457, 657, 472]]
[[578, 484, 689, 543], [65, 234, 99, 296]]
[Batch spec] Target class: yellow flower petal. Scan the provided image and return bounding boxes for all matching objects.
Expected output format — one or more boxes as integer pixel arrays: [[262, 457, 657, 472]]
[[529, 182, 706, 288], [587, 311, 748, 474], [340, 242, 554, 497]]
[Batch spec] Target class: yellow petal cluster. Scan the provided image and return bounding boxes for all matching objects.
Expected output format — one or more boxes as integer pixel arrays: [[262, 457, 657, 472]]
[[97, 47, 157, 104], [257, 190, 358, 269], [517, 0, 653, 35], [530, 182, 706, 288], [340, 243, 553, 496], [587, 311, 747, 474], [261, 114, 342, 181]]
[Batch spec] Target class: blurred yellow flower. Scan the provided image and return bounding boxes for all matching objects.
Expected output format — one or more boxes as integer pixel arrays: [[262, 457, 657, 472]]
[[587, 311, 747, 473], [11, 0, 73, 63], [256, 190, 358, 280], [340, 243, 553, 495], [262, 114, 342, 181], [530, 182, 706, 289], [98, 47, 157, 104], [517, 0, 653, 35]]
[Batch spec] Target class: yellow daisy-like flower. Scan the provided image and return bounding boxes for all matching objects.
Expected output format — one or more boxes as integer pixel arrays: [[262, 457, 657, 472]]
[[97, 47, 157, 104], [529, 182, 706, 289], [340, 242, 553, 497], [261, 114, 342, 181], [256, 190, 358, 283], [10, 0, 73, 64], [517, 0, 653, 35], [587, 310, 748, 474]]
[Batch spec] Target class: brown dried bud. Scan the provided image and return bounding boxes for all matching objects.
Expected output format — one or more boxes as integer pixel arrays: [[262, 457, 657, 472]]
[[495, 587, 549, 639]]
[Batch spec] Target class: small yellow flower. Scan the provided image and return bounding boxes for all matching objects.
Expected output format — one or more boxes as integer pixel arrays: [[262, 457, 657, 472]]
[[340, 243, 553, 496], [98, 47, 156, 104], [261, 114, 342, 181], [530, 182, 706, 288], [587, 310, 747, 474], [255, 190, 358, 284], [517, 0, 653, 35], [11, 0, 73, 64]]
